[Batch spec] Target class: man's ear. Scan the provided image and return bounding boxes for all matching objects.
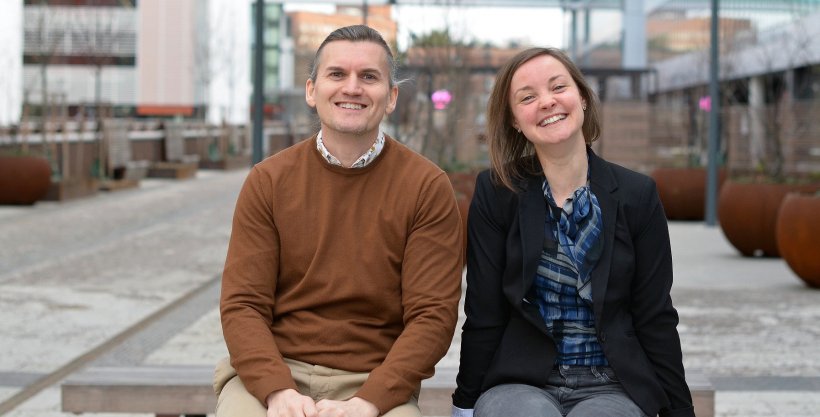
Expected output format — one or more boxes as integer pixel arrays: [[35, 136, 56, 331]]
[[385, 85, 399, 114], [305, 78, 316, 108]]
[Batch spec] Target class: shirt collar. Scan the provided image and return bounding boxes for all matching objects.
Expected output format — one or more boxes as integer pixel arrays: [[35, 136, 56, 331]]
[[316, 130, 385, 168]]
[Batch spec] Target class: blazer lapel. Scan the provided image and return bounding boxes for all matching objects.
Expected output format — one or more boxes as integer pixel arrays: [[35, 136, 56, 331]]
[[588, 151, 618, 321], [518, 174, 547, 303]]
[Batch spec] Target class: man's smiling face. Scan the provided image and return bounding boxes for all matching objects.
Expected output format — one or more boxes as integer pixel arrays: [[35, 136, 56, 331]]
[[305, 40, 398, 142]]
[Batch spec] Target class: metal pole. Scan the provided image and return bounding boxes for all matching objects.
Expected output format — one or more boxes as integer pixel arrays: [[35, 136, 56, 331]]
[[252, 0, 265, 164], [583, 7, 590, 66], [705, 0, 720, 226], [570, 7, 578, 61], [622, 0, 647, 69]]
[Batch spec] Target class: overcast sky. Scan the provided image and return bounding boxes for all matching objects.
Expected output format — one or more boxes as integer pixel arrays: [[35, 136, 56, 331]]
[[391, 5, 566, 49], [283, 3, 568, 50], [281, 1, 806, 52]]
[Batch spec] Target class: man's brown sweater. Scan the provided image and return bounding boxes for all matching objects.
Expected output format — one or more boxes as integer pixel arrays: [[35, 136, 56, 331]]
[[220, 136, 463, 413]]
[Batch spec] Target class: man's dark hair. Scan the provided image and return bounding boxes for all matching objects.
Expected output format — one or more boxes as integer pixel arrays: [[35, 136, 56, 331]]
[[309, 25, 398, 87]]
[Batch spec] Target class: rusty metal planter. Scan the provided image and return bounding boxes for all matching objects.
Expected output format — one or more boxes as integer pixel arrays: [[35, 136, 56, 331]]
[[0, 156, 52, 205], [718, 181, 820, 257], [652, 167, 726, 221], [776, 193, 820, 288], [447, 171, 478, 267]]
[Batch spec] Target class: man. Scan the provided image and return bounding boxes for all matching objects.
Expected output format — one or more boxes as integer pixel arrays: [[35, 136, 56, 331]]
[[214, 25, 463, 417]]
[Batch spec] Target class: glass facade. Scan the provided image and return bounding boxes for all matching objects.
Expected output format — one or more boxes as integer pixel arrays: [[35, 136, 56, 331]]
[[251, 2, 285, 107]]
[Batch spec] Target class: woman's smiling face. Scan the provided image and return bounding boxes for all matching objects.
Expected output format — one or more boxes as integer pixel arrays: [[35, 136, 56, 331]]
[[509, 54, 587, 149]]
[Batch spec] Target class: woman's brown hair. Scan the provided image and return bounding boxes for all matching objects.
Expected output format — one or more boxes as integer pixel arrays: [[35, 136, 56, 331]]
[[487, 47, 602, 191]]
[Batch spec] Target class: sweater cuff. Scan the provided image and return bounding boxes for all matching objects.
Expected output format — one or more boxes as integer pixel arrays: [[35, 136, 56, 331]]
[[354, 380, 408, 414]]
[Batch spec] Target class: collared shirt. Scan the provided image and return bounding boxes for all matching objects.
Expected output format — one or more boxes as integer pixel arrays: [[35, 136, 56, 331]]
[[534, 179, 607, 366], [316, 130, 385, 168]]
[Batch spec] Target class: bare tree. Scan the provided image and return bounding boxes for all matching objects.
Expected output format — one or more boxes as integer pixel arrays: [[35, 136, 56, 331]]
[[192, 0, 247, 160], [397, 29, 478, 169], [722, 14, 815, 181], [23, 1, 69, 173]]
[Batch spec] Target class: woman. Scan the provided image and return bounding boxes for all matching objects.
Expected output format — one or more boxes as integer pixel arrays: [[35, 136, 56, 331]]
[[451, 47, 695, 417]]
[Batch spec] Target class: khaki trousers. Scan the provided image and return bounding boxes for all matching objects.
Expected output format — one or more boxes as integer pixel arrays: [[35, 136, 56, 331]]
[[213, 356, 421, 417]]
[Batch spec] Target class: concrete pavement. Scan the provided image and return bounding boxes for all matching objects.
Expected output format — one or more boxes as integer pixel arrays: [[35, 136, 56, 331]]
[[0, 169, 241, 416], [0, 168, 818, 416]]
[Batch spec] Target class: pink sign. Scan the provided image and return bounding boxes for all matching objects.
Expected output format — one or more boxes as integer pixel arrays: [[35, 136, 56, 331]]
[[699, 96, 711, 112], [431, 89, 452, 110]]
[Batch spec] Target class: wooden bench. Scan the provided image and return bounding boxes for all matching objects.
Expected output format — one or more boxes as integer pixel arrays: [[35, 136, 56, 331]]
[[61, 366, 714, 417]]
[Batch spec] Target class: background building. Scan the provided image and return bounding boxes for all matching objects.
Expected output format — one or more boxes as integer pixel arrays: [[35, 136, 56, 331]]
[[6, 0, 820, 176], [23, 0, 138, 120], [647, 12, 753, 62], [288, 5, 396, 88], [649, 7, 820, 177], [137, 0, 250, 124], [254, 3, 292, 114], [20, 0, 250, 125]]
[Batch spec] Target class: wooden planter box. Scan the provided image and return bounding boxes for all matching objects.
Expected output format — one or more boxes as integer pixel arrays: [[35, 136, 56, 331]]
[[42, 177, 100, 202], [99, 178, 140, 192], [147, 161, 198, 180], [198, 154, 251, 171]]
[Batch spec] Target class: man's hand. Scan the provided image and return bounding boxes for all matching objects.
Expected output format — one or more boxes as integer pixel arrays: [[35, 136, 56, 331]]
[[266, 388, 318, 417], [315, 397, 379, 417]]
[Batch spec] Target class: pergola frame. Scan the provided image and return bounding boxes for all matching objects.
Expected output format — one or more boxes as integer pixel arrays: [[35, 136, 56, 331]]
[[269, 0, 820, 68]]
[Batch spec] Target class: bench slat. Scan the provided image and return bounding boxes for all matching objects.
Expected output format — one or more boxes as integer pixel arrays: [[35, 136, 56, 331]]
[[65, 366, 214, 385], [62, 366, 714, 417]]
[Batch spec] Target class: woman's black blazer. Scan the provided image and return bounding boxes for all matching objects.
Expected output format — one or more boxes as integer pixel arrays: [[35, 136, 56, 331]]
[[452, 151, 695, 417]]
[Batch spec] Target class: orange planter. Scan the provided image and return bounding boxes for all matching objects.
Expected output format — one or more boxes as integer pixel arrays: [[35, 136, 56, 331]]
[[776, 193, 820, 288], [652, 167, 726, 220], [718, 181, 820, 257], [447, 171, 478, 267], [0, 156, 52, 205]]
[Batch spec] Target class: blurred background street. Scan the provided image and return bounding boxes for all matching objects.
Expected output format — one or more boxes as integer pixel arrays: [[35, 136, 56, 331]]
[[1, 1, 820, 416]]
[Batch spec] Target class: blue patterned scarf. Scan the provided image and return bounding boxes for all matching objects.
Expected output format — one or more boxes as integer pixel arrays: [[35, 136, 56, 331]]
[[542, 180, 604, 303]]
